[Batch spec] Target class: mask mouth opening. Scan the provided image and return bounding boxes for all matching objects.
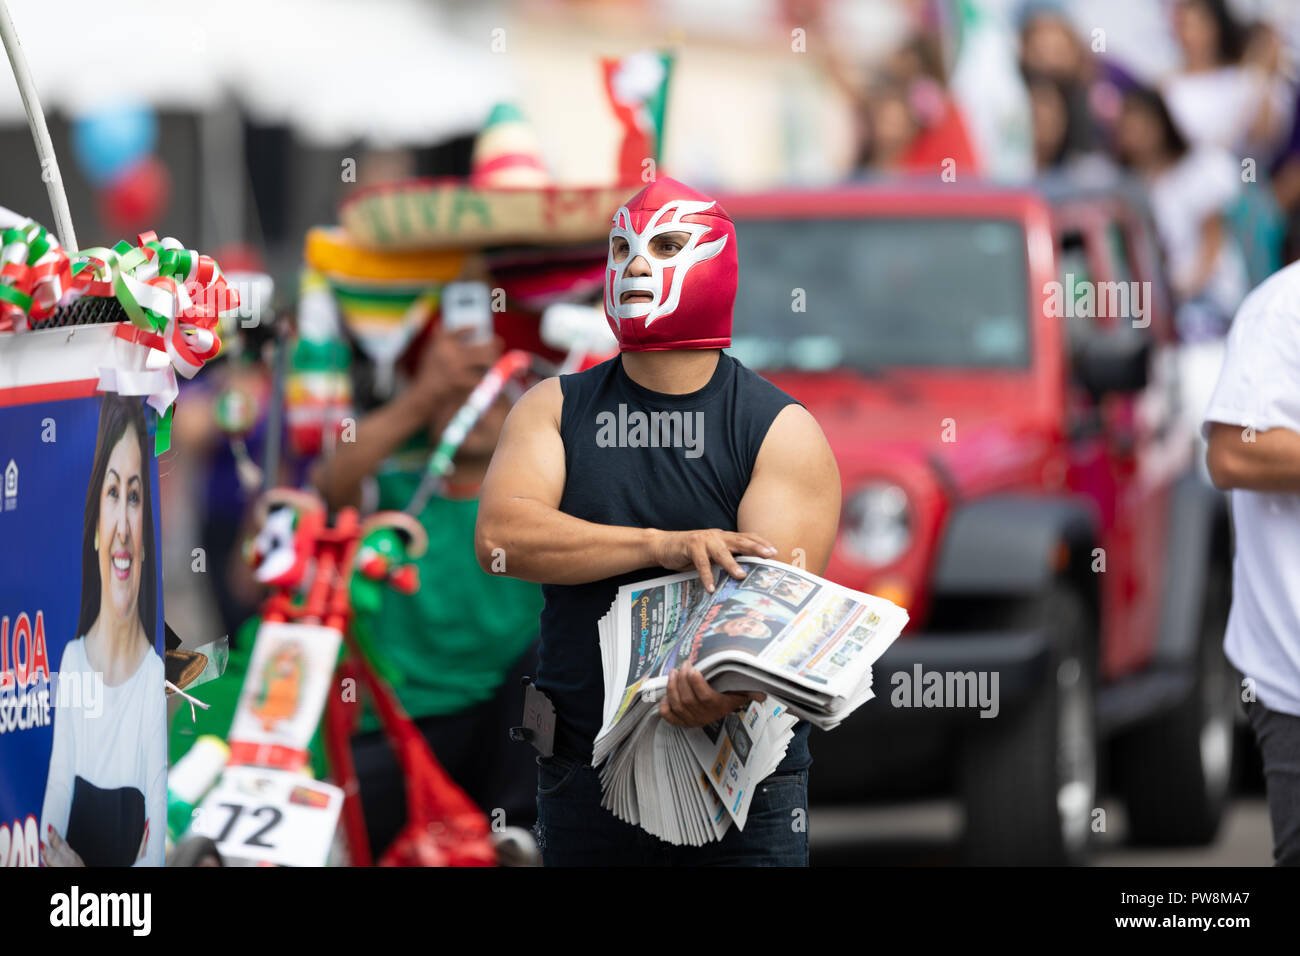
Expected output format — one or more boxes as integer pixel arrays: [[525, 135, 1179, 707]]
[[604, 191, 736, 346], [611, 271, 660, 317]]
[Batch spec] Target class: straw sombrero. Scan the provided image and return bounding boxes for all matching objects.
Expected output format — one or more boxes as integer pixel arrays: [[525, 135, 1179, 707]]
[[340, 102, 635, 250]]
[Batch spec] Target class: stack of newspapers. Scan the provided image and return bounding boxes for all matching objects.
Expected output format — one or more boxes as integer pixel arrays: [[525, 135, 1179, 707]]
[[594, 557, 908, 846]]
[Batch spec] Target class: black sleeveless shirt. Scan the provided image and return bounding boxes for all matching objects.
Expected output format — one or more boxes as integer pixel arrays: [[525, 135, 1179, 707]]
[[538, 352, 812, 771]]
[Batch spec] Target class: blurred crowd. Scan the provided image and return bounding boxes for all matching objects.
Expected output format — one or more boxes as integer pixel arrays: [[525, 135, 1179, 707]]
[[819, 0, 1298, 341], [150, 0, 1300, 863]]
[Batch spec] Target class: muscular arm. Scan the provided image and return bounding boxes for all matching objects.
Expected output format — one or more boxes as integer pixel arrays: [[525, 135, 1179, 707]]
[[474, 378, 777, 586], [474, 378, 657, 583], [737, 404, 842, 575], [1206, 421, 1300, 493], [662, 404, 841, 728]]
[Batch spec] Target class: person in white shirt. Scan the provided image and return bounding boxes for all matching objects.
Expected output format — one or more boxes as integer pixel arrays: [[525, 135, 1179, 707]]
[[40, 395, 167, 867], [1162, 0, 1293, 161], [1203, 260, 1300, 866], [1116, 85, 1250, 341]]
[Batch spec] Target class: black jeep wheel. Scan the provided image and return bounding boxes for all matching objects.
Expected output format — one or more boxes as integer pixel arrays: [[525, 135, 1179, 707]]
[[960, 585, 1097, 865], [1115, 564, 1235, 846]]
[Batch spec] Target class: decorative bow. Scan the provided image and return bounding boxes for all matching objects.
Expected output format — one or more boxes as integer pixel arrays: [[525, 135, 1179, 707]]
[[0, 218, 238, 452], [75, 231, 235, 378], [0, 219, 79, 330]]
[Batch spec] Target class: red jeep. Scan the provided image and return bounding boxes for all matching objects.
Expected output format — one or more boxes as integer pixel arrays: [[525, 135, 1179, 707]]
[[721, 179, 1236, 865]]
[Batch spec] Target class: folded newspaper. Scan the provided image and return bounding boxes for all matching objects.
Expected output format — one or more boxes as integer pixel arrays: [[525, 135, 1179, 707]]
[[594, 557, 908, 846]]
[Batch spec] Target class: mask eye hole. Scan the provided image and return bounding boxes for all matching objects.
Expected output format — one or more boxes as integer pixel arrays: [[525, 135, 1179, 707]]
[[649, 231, 689, 260], [611, 237, 630, 263]]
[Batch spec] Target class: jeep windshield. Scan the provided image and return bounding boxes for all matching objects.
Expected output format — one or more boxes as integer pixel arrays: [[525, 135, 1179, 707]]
[[730, 217, 1030, 371]]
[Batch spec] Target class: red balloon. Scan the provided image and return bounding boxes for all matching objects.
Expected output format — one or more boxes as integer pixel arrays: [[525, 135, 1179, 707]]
[[99, 156, 171, 234]]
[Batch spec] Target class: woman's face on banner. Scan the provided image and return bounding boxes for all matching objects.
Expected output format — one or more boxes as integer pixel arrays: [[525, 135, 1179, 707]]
[[97, 426, 145, 623]]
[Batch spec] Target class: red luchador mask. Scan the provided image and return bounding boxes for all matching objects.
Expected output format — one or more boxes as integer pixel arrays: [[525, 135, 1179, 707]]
[[604, 177, 737, 351]]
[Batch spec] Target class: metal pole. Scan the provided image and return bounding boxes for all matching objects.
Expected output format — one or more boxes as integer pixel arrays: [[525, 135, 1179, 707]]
[[0, 0, 78, 251], [262, 312, 289, 493]]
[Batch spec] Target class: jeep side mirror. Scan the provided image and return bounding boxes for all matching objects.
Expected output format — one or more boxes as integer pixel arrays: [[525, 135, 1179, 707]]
[[1076, 329, 1151, 397]]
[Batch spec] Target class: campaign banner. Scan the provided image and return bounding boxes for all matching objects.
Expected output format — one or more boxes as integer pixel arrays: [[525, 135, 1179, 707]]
[[0, 326, 167, 867]]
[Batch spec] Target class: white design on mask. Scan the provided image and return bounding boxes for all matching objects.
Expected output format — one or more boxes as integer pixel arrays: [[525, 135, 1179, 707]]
[[605, 199, 727, 328]]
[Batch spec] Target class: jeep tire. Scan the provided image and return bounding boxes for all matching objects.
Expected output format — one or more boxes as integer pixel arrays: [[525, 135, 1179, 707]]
[[1114, 564, 1235, 846], [960, 584, 1098, 865]]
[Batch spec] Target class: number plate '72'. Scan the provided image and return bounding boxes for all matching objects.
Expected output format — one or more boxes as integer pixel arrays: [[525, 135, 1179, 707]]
[[188, 766, 344, 867]]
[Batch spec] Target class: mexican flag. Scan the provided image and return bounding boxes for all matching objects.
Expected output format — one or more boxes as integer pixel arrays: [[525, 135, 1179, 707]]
[[948, 0, 1033, 181], [601, 50, 674, 184]]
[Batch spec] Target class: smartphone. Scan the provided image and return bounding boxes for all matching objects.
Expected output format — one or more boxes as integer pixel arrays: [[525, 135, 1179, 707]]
[[440, 281, 494, 344]]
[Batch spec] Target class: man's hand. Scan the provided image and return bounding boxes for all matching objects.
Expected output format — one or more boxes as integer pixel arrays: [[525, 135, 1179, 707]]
[[42, 825, 85, 867], [647, 528, 777, 592], [410, 325, 502, 417], [313, 323, 501, 510], [658, 661, 766, 728]]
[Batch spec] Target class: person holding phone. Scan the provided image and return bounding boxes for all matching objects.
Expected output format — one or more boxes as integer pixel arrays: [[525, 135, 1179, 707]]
[[312, 305, 544, 858]]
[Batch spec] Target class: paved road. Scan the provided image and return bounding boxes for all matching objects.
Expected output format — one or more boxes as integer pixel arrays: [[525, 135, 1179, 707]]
[[809, 797, 1272, 866]]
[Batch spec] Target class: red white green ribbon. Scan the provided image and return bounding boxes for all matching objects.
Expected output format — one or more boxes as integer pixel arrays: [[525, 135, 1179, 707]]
[[75, 231, 234, 378], [0, 218, 238, 451], [0, 218, 76, 330]]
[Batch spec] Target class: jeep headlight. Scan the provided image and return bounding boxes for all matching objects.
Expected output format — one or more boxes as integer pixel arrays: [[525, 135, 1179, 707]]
[[842, 482, 912, 566]]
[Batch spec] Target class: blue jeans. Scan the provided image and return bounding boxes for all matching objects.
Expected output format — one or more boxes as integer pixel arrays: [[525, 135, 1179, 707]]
[[534, 752, 809, 866]]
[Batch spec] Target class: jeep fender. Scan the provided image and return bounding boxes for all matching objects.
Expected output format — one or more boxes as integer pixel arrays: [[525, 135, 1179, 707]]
[[931, 495, 1098, 597], [1153, 472, 1228, 669]]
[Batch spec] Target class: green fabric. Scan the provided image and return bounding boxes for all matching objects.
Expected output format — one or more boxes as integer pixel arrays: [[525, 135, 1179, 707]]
[[168, 616, 329, 779], [168, 454, 540, 767], [355, 471, 543, 731], [1227, 189, 1285, 288]]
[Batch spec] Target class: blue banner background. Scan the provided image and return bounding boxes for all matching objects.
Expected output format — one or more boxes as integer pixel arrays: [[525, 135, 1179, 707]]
[[0, 393, 163, 866]]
